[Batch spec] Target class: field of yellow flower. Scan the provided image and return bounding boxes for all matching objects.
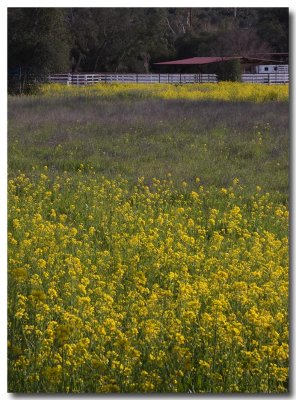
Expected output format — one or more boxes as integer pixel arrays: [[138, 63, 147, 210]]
[[8, 167, 288, 393], [8, 81, 289, 393], [39, 81, 289, 102]]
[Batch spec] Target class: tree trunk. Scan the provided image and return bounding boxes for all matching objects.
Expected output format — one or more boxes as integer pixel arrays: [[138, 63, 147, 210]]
[[93, 40, 107, 72]]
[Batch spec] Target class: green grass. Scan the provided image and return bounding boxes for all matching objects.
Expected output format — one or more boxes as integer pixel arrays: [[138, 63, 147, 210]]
[[8, 96, 288, 203]]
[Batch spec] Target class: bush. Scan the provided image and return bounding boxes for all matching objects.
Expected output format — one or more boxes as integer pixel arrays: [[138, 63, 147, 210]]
[[8, 73, 47, 95], [217, 59, 242, 82]]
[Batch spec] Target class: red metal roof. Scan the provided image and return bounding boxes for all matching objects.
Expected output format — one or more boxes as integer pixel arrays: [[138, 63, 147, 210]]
[[154, 56, 240, 65], [154, 56, 284, 65]]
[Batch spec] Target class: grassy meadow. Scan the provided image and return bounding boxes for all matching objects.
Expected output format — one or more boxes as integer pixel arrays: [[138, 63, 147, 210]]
[[8, 83, 289, 393], [9, 83, 288, 199]]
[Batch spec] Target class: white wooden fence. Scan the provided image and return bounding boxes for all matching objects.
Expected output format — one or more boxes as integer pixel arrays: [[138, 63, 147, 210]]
[[241, 73, 289, 84], [49, 72, 289, 85], [49, 73, 218, 85]]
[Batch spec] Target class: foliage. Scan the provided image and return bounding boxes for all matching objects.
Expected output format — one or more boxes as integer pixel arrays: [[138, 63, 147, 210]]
[[256, 8, 289, 53], [8, 7, 289, 85], [175, 32, 217, 59], [8, 170, 288, 393], [217, 60, 242, 82], [8, 8, 72, 94]]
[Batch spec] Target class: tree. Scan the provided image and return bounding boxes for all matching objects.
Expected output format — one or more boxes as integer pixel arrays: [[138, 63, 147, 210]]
[[121, 8, 172, 73], [256, 8, 289, 53], [68, 8, 173, 74], [8, 8, 71, 93], [7, 7, 289, 88], [175, 31, 218, 59], [212, 26, 270, 57]]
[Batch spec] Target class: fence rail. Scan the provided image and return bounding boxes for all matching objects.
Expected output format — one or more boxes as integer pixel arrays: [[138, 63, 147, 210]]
[[241, 73, 289, 84], [49, 73, 218, 85], [49, 72, 289, 85]]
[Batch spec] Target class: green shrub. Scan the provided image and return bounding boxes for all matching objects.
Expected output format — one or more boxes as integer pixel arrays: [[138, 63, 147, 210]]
[[217, 59, 242, 82]]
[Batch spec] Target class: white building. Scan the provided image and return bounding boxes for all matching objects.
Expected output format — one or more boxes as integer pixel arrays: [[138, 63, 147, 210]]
[[255, 64, 288, 74]]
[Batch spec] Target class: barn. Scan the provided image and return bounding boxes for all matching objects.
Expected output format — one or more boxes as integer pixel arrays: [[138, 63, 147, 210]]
[[154, 55, 288, 74], [154, 54, 288, 83]]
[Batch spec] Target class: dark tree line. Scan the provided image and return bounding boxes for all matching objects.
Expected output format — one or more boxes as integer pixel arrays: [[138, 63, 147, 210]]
[[8, 7, 289, 93]]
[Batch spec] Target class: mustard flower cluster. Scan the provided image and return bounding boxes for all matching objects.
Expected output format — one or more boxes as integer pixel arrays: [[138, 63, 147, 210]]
[[39, 82, 288, 103], [8, 169, 288, 393]]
